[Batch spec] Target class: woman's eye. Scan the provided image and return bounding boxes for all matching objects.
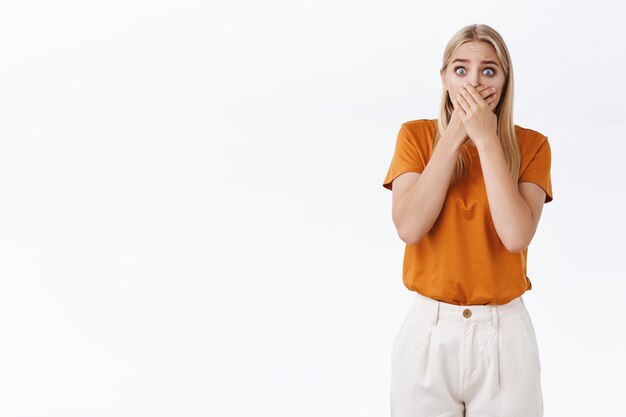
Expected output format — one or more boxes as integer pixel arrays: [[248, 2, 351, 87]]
[[483, 67, 495, 76]]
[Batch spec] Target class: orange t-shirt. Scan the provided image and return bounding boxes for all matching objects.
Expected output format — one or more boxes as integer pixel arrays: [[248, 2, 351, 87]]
[[382, 118, 553, 306]]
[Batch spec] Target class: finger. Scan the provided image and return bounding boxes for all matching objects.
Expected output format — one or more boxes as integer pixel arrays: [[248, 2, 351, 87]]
[[468, 84, 490, 94], [480, 86, 495, 99], [469, 84, 494, 107], [456, 91, 467, 106], [461, 84, 482, 105], [460, 89, 479, 109], [457, 94, 469, 113], [452, 99, 461, 113]]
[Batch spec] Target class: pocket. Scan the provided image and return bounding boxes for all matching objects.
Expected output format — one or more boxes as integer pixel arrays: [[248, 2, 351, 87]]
[[390, 297, 422, 355], [523, 311, 539, 349], [521, 310, 542, 373], [390, 302, 432, 365]]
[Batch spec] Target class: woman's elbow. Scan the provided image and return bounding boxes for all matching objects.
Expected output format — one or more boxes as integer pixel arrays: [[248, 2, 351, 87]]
[[397, 226, 424, 246], [504, 237, 529, 253]]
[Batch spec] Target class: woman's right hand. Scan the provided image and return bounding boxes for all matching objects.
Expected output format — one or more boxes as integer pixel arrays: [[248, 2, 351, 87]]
[[448, 85, 497, 147]]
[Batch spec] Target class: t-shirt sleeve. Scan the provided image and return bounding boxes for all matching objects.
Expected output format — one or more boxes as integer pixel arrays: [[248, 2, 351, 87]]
[[382, 123, 428, 190], [518, 135, 553, 203]]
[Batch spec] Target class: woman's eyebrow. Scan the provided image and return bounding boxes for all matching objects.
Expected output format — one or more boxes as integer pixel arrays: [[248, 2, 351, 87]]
[[452, 58, 499, 66]]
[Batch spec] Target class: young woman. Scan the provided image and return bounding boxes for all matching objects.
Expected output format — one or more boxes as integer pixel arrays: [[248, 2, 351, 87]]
[[382, 24, 552, 417]]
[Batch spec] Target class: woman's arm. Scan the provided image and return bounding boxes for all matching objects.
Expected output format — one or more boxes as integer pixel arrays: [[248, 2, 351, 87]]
[[477, 136, 546, 252], [392, 134, 462, 245]]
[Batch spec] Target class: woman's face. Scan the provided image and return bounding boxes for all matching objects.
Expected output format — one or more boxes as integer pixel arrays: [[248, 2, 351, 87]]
[[440, 41, 506, 112]]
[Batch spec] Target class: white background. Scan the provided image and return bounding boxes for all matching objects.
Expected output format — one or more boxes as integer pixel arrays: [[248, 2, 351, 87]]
[[1, 0, 624, 416]]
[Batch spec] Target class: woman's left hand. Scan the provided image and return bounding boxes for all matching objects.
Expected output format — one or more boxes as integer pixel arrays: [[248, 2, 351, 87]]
[[455, 83, 498, 147]]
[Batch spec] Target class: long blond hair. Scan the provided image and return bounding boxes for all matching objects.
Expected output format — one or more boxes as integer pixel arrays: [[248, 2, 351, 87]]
[[435, 24, 520, 185]]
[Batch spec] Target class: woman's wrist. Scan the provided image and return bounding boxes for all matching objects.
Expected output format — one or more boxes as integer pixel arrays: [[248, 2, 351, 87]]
[[439, 130, 465, 154]]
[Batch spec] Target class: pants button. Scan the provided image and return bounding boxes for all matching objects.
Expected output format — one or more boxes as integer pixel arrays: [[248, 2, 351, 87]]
[[463, 309, 472, 318]]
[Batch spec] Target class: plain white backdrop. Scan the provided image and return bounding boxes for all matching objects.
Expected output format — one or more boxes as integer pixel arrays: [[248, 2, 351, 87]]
[[1, 0, 625, 416]]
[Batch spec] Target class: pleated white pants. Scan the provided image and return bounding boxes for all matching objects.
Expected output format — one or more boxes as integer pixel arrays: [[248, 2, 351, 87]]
[[390, 291, 543, 417]]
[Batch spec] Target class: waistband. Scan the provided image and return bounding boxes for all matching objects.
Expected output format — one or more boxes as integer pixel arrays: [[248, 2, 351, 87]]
[[412, 291, 527, 329]]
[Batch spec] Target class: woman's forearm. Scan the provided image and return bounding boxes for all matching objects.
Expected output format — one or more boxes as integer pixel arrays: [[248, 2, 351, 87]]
[[393, 134, 462, 245], [476, 135, 533, 252]]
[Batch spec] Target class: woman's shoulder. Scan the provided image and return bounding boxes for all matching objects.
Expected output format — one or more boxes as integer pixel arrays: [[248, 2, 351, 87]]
[[399, 118, 437, 142], [514, 123, 550, 155], [401, 118, 437, 131], [514, 123, 549, 142]]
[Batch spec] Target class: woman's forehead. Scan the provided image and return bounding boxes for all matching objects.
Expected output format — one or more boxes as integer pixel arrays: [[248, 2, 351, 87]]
[[451, 42, 499, 63]]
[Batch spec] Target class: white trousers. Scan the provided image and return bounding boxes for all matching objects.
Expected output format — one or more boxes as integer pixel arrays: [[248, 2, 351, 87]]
[[390, 291, 543, 417]]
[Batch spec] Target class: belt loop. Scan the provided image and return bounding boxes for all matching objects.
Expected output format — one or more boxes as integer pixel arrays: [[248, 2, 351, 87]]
[[491, 305, 499, 330], [433, 301, 439, 327]]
